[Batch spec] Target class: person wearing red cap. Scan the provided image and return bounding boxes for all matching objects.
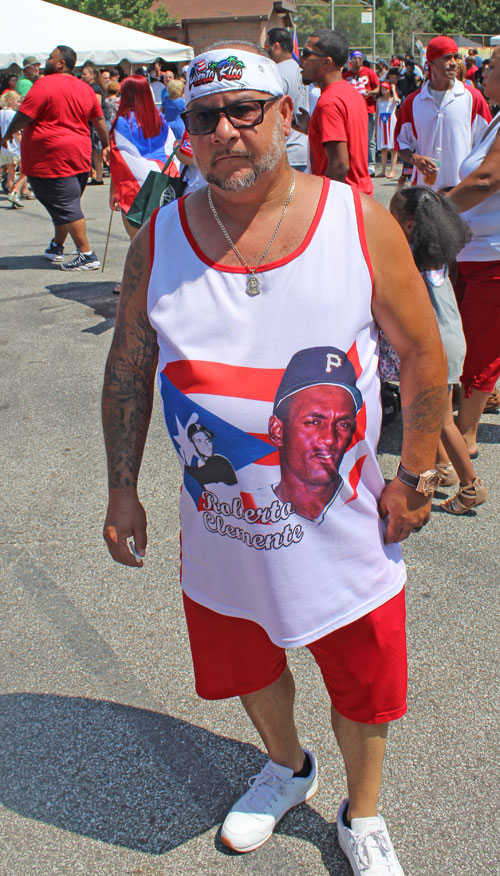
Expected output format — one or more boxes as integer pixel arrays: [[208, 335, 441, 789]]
[[394, 36, 491, 190], [375, 80, 400, 177], [343, 50, 380, 176]]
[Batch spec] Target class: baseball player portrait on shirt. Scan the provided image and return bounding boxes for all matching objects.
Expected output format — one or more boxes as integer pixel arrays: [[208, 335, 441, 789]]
[[268, 346, 363, 523], [181, 421, 238, 488]]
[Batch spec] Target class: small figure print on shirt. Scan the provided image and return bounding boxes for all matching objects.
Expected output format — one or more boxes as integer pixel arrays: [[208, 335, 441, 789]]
[[174, 416, 238, 487]]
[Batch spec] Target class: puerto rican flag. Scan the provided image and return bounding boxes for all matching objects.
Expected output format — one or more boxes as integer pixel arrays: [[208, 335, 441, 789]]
[[159, 341, 367, 511], [109, 113, 179, 212], [379, 112, 391, 148], [292, 26, 300, 63]]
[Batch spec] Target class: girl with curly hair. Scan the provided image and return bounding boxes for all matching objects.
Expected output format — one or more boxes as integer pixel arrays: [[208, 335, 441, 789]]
[[390, 185, 488, 514]]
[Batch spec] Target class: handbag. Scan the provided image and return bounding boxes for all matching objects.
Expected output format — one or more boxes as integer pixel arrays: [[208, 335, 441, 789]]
[[126, 149, 188, 228], [378, 330, 400, 382]]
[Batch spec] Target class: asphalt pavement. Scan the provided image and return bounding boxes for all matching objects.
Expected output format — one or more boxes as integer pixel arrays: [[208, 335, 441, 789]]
[[1, 176, 499, 876]]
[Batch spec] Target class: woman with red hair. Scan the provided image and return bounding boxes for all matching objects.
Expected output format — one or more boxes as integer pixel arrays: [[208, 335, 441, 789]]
[[109, 75, 175, 289]]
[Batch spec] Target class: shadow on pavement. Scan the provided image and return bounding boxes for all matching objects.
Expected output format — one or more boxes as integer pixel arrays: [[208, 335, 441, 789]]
[[0, 254, 60, 271], [476, 419, 500, 444], [46, 281, 118, 333], [377, 412, 403, 457], [0, 693, 347, 871]]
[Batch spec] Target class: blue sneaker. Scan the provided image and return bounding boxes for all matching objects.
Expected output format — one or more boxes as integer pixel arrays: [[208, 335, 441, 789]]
[[60, 250, 100, 271], [44, 239, 64, 262]]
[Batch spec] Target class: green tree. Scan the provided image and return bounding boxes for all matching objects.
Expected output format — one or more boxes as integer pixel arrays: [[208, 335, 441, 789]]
[[419, 0, 500, 34], [296, 0, 434, 59], [295, 0, 500, 60], [46, 0, 175, 34]]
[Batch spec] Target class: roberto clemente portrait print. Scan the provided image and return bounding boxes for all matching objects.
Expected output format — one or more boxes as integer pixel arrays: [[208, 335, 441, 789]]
[[268, 347, 363, 524]]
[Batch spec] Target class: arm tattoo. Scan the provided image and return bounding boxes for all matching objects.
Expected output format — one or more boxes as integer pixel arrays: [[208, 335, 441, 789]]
[[102, 236, 159, 489], [401, 385, 447, 435]]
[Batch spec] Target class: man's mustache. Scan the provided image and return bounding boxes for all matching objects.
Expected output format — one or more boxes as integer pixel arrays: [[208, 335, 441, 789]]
[[210, 150, 253, 167]]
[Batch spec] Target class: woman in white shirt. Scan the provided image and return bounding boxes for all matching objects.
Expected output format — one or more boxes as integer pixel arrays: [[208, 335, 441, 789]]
[[447, 46, 500, 459]]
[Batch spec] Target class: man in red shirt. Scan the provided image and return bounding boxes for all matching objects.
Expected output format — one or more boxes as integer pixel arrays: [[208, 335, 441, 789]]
[[300, 29, 373, 195], [1, 45, 109, 270], [465, 56, 479, 84], [343, 50, 380, 176]]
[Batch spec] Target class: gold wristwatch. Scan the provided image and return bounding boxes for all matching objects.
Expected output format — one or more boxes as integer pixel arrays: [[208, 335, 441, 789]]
[[396, 463, 441, 496]]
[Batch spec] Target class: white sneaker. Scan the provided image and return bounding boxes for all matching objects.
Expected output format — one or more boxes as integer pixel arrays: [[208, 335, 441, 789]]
[[8, 190, 24, 208], [221, 748, 318, 852], [337, 798, 405, 875]]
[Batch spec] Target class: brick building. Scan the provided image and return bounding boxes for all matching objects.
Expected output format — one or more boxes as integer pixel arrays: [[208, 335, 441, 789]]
[[155, 0, 297, 56]]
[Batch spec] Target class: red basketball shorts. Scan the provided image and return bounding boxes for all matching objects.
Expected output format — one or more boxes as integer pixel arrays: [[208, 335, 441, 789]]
[[457, 260, 500, 395], [182, 588, 407, 725]]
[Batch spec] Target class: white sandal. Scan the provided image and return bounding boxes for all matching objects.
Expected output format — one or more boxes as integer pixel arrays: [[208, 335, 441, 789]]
[[440, 478, 488, 514]]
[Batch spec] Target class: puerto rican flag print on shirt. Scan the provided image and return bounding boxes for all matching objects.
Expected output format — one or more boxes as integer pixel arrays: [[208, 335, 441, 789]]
[[376, 100, 397, 150], [159, 344, 367, 513]]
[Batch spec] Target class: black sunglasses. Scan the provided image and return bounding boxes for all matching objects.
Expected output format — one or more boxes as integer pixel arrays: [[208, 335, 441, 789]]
[[301, 47, 329, 59], [180, 97, 280, 136]]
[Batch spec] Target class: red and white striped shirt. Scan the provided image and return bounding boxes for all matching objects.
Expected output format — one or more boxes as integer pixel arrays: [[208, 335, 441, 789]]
[[394, 79, 491, 189]]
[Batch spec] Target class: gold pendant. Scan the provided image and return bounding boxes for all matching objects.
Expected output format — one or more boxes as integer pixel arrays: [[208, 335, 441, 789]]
[[246, 274, 260, 297]]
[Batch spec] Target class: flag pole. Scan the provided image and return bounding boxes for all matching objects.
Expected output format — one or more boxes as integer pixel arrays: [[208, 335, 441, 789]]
[[102, 210, 113, 273]]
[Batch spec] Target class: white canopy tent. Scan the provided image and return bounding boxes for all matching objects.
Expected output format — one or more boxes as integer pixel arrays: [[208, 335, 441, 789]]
[[0, 0, 193, 69], [491, 35, 500, 46]]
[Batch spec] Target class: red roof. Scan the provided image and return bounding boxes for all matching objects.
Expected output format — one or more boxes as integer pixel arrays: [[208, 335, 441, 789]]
[[160, 0, 297, 23]]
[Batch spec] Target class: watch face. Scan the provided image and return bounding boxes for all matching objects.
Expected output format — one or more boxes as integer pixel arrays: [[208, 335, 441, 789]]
[[419, 471, 440, 495]]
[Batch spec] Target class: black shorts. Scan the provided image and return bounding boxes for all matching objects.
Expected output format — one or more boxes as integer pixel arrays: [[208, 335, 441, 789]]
[[28, 172, 88, 225]]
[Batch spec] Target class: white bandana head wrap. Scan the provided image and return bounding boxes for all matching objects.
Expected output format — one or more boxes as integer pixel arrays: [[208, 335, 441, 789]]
[[185, 49, 285, 105]]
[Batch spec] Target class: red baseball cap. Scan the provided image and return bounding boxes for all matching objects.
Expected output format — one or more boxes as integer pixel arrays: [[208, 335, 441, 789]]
[[426, 36, 458, 63], [380, 80, 392, 89]]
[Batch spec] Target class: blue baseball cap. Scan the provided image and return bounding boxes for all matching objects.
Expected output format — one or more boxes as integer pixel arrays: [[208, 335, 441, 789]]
[[273, 346, 363, 414]]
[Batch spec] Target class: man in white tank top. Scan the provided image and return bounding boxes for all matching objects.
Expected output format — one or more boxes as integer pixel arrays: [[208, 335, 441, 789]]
[[102, 40, 447, 876]]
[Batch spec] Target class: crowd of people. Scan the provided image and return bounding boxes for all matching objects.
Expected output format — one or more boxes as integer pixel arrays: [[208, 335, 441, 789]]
[[1, 34, 497, 492], [0, 33, 496, 497], [0, 28, 497, 876]]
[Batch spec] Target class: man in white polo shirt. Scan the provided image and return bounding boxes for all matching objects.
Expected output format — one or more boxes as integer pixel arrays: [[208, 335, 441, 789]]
[[394, 35, 491, 189]]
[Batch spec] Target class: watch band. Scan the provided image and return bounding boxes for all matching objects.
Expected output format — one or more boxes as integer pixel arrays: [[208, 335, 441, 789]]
[[396, 463, 420, 489], [396, 462, 440, 496]]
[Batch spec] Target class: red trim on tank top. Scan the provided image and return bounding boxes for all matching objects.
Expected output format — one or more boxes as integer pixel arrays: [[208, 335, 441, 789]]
[[351, 186, 374, 294], [149, 207, 160, 270], [177, 177, 330, 274]]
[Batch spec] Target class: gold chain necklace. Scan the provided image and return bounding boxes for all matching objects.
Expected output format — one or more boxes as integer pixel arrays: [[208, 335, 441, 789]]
[[207, 171, 296, 297]]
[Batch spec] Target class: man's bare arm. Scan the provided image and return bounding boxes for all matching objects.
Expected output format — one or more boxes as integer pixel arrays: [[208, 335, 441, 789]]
[[291, 107, 310, 134], [1, 110, 32, 147], [446, 128, 500, 212], [91, 116, 110, 161], [361, 194, 447, 543], [102, 223, 158, 566], [324, 140, 349, 182], [397, 147, 438, 176]]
